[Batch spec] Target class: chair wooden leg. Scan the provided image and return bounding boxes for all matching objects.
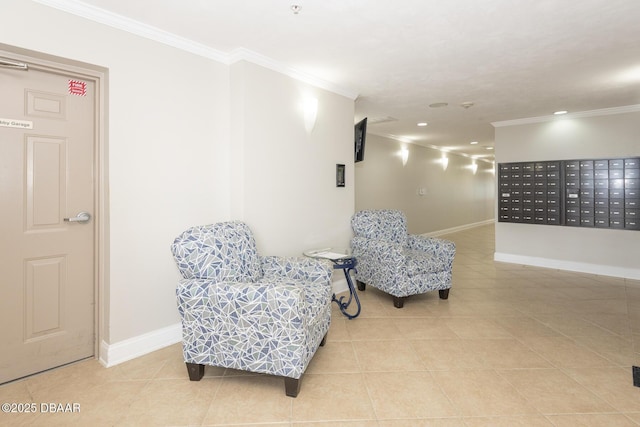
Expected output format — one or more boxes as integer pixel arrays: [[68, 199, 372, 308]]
[[439, 289, 450, 300], [285, 377, 301, 398], [356, 280, 366, 291], [393, 296, 406, 308], [186, 363, 205, 381], [319, 333, 328, 347]]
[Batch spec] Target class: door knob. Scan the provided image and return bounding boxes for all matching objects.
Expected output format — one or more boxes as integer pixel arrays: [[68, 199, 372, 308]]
[[64, 212, 91, 223]]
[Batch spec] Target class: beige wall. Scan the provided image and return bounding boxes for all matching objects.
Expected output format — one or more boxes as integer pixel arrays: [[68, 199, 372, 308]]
[[355, 134, 495, 234], [0, 0, 355, 362], [494, 108, 640, 279]]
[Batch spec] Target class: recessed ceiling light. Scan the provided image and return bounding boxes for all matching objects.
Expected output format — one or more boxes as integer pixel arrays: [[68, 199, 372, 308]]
[[554, 110, 568, 115], [486, 147, 494, 150], [417, 122, 428, 127], [470, 141, 478, 145], [429, 102, 448, 108]]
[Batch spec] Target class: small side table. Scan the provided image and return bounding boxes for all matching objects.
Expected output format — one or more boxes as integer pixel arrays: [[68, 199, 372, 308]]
[[304, 248, 361, 319]]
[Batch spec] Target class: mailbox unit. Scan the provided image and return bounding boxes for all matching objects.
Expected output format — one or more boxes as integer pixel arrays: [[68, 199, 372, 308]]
[[498, 157, 639, 230]]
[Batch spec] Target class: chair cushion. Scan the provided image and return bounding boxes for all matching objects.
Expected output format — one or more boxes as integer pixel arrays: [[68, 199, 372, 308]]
[[404, 248, 450, 276]]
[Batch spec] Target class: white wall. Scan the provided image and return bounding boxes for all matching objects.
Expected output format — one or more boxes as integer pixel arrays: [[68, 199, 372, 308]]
[[355, 134, 495, 234], [494, 108, 640, 279], [0, 0, 355, 364], [230, 61, 355, 256]]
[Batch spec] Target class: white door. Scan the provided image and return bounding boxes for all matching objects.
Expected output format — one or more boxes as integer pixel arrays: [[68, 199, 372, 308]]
[[0, 54, 96, 383]]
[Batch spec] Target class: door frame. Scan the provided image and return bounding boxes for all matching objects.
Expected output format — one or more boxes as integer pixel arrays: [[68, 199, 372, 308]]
[[0, 42, 108, 362]]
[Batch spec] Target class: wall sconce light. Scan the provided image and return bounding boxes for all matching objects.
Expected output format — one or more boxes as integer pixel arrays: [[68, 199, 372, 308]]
[[441, 154, 449, 171], [400, 147, 409, 166], [303, 96, 318, 134]]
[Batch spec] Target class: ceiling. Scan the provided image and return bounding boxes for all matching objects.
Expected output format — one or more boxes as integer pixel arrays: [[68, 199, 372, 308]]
[[59, 0, 640, 161]]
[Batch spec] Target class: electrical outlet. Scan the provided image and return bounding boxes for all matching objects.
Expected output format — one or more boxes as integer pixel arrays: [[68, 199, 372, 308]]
[[633, 366, 640, 388]]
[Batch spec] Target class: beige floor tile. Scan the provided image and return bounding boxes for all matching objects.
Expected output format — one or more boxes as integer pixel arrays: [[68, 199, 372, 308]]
[[419, 300, 482, 317], [327, 317, 351, 341], [212, 423, 291, 427], [25, 380, 147, 426], [364, 371, 458, 419], [291, 373, 376, 422], [293, 421, 378, 427], [21, 359, 114, 398], [346, 287, 395, 315], [586, 313, 634, 337], [555, 284, 628, 300], [442, 318, 514, 339], [462, 416, 555, 426], [545, 413, 640, 426], [393, 318, 458, 340], [0, 378, 32, 401], [491, 316, 561, 337], [376, 292, 444, 317], [457, 300, 525, 317], [563, 367, 640, 412], [513, 299, 577, 315], [517, 336, 613, 368], [202, 375, 292, 425], [572, 334, 637, 366], [411, 339, 487, 370], [120, 378, 219, 426], [498, 368, 615, 414], [572, 299, 630, 315], [378, 419, 466, 426], [346, 317, 404, 341], [353, 340, 423, 372], [624, 412, 640, 423], [103, 343, 181, 380], [430, 369, 538, 417], [534, 314, 618, 337], [464, 338, 553, 369], [305, 341, 360, 374]]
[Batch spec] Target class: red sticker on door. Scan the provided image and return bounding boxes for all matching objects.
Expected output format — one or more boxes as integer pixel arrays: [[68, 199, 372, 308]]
[[68, 79, 87, 96]]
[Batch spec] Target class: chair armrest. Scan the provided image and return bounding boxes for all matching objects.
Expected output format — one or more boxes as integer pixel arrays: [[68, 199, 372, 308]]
[[176, 278, 305, 320], [261, 256, 333, 284], [407, 235, 456, 262]]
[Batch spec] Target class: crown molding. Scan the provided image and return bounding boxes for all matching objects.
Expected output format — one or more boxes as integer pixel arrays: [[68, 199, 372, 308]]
[[492, 104, 640, 128], [33, 0, 228, 62], [33, 0, 359, 99], [228, 48, 359, 100]]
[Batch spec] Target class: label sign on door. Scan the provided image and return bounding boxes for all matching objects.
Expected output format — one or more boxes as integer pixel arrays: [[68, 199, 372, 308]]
[[0, 117, 33, 129], [68, 79, 87, 96]]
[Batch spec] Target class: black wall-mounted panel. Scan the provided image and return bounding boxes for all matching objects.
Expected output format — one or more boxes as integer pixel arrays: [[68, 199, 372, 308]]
[[498, 157, 639, 231]]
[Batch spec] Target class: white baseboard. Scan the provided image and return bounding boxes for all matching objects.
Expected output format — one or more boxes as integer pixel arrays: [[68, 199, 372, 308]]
[[99, 323, 182, 368], [494, 252, 640, 281], [423, 219, 495, 237]]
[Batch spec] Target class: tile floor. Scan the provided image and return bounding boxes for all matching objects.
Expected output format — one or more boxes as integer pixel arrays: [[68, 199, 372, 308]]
[[1, 223, 640, 426]]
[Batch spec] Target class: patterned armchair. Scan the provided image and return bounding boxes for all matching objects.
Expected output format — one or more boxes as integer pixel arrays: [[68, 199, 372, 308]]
[[170, 221, 333, 397], [350, 210, 456, 308]]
